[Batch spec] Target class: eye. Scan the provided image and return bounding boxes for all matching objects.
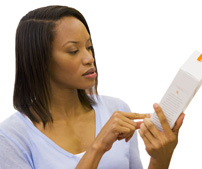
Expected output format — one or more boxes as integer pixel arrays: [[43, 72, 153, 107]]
[[87, 46, 93, 51], [68, 50, 79, 55]]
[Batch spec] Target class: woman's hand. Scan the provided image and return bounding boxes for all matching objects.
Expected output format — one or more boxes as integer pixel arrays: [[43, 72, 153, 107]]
[[139, 103, 185, 169], [76, 111, 150, 169], [93, 111, 150, 153]]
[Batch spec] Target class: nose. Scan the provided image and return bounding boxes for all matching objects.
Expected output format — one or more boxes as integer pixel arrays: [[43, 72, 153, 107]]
[[82, 50, 95, 65]]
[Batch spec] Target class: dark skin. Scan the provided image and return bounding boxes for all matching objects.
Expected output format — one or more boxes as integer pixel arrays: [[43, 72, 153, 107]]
[[35, 16, 184, 169], [139, 103, 185, 169]]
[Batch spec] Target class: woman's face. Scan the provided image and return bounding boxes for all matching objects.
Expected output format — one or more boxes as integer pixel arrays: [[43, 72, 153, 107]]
[[49, 17, 96, 90]]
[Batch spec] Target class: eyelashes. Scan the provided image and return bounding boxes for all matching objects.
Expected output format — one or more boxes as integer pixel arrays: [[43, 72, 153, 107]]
[[68, 50, 79, 55], [87, 46, 93, 52], [67, 46, 93, 55]]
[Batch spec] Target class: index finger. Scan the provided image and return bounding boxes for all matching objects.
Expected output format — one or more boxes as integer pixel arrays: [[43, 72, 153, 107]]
[[153, 103, 172, 134], [120, 111, 151, 120]]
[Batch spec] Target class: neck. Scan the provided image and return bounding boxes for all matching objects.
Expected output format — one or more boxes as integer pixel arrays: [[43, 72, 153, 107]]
[[49, 87, 88, 121]]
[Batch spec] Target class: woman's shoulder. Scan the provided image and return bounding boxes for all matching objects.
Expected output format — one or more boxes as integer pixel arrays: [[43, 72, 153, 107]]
[[93, 95, 131, 113], [0, 112, 28, 131], [0, 112, 33, 147], [97, 95, 127, 104]]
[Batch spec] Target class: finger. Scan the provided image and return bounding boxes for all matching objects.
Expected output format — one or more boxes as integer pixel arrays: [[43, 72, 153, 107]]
[[135, 121, 143, 129], [120, 111, 151, 120], [118, 131, 134, 142], [118, 112, 138, 128], [143, 118, 161, 138], [117, 129, 133, 141], [140, 123, 155, 144], [119, 112, 148, 130], [172, 113, 185, 136], [125, 132, 134, 142], [140, 123, 163, 151], [153, 103, 172, 135], [118, 119, 136, 133], [138, 129, 151, 146]]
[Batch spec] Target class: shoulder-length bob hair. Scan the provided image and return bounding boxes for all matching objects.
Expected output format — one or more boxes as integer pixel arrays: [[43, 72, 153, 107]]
[[13, 5, 98, 126]]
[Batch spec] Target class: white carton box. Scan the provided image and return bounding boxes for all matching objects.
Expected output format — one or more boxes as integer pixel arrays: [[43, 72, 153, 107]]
[[151, 51, 202, 131]]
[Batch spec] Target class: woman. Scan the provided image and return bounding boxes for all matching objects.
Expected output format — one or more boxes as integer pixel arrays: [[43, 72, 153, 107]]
[[0, 5, 184, 169]]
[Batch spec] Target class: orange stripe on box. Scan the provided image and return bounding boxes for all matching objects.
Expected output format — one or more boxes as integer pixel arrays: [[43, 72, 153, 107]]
[[197, 54, 202, 62]]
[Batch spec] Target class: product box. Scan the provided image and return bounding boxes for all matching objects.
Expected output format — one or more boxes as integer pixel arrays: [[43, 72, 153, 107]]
[[151, 51, 202, 131]]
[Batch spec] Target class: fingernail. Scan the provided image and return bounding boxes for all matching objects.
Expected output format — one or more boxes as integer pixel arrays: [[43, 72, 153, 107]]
[[153, 103, 158, 109]]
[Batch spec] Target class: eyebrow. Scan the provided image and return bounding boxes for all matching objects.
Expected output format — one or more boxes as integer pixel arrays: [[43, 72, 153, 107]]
[[62, 37, 91, 47]]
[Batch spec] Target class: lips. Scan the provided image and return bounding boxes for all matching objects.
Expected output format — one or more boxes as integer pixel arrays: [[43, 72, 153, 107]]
[[82, 68, 96, 76], [82, 68, 97, 78]]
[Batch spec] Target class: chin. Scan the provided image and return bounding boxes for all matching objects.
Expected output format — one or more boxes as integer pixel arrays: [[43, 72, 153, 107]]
[[79, 84, 95, 91], [83, 81, 95, 88]]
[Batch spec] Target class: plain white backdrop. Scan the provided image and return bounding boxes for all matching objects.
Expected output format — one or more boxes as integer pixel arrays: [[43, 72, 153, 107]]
[[0, 0, 202, 168]]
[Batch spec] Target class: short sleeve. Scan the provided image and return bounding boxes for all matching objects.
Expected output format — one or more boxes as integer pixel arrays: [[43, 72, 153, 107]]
[[0, 134, 33, 169]]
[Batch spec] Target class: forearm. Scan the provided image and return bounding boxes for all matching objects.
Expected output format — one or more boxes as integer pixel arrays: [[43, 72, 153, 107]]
[[148, 157, 171, 169], [75, 142, 105, 169]]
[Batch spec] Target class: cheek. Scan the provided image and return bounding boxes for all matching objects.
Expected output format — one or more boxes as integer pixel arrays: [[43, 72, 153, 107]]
[[49, 57, 81, 81], [60, 61, 79, 74]]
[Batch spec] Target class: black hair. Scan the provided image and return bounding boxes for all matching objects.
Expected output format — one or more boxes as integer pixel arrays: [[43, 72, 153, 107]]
[[13, 5, 98, 127]]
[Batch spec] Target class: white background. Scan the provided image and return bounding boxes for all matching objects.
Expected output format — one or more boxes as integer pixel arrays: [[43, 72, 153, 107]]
[[0, 0, 202, 168]]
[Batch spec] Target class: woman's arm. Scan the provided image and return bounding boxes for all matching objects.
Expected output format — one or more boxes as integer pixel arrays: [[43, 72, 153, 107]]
[[76, 111, 150, 169], [75, 141, 105, 169], [139, 103, 185, 169]]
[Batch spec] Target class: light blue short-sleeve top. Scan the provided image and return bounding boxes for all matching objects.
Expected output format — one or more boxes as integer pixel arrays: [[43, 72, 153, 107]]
[[0, 95, 143, 169]]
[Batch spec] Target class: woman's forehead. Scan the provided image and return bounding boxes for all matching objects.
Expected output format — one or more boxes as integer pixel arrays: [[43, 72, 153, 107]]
[[53, 17, 90, 46]]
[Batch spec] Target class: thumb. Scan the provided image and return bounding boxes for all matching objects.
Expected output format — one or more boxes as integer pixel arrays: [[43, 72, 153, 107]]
[[172, 113, 185, 136]]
